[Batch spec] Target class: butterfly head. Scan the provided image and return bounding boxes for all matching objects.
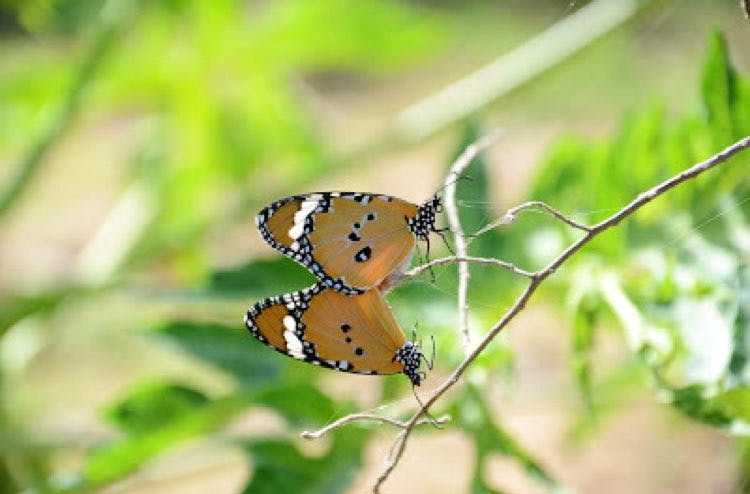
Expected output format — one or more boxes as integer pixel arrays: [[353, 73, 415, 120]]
[[395, 341, 427, 386], [410, 195, 443, 241]]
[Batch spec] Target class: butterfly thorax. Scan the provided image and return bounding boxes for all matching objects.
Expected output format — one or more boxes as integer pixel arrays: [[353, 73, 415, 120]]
[[394, 341, 425, 386], [407, 195, 442, 241]]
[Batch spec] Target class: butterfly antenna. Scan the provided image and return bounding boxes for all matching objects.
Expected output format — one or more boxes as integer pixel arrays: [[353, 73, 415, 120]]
[[432, 173, 473, 197]]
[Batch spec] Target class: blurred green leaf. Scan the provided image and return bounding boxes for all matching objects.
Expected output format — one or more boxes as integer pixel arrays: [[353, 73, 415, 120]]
[[151, 321, 281, 386], [455, 385, 567, 494], [242, 428, 364, 494], [530, 135, 593, 214], [84, 391, 245, 486], [263, 0, 445, 74], [0, 288, 71, 337], [103, 381, 209, 435], [702, 31, 737, 146], [657, 381, 750, 434], [0, 458, 18, 494], [208, 258, 316, 299], [253, 382, 340, 427], [568, 266, 601, 416], [728, 265, 750, 384]]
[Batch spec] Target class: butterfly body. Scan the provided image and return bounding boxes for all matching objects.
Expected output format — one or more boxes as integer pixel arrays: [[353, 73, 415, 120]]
[[244, 282, 425, 385], [256, 192, 442, 294]]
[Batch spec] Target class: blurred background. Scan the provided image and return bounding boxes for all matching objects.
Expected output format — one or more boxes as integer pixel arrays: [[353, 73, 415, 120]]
[[1, 0, 749, 493]]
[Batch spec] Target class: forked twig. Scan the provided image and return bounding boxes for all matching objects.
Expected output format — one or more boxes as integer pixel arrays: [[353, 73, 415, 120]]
[[301, 413, 451, 440], [473, 200, 593, 237], [304, 134, 750, 494]]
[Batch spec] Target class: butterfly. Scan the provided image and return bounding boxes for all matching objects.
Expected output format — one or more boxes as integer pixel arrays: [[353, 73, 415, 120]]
[[244, 282, 428, 385], [255, 192, 445, 294]]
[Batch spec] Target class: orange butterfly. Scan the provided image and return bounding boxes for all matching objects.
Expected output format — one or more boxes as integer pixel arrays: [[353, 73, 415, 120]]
[[244, 282, 428, 385], [255, 192, 445, 294]]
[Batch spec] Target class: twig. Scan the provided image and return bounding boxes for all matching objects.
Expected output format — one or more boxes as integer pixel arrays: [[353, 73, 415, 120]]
[[443, 131, 503, 354], [473, 200, 593, 238], [300, 414, 451, 440], [405, 255, 535, 280]]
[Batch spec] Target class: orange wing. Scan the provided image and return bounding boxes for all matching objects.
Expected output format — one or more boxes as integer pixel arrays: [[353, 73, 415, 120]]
[[256, 192, 420, 293], [244, 283, 425, 384]]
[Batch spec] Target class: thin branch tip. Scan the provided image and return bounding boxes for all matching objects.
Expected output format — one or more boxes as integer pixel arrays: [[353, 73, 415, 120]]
[[300, 413, 451, 440]]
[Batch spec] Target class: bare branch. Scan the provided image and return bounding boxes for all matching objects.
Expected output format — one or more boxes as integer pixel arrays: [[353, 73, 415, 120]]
[[443, 131, 503, 355], [300, 413, 451, 440], [368, 135, 750, 493]]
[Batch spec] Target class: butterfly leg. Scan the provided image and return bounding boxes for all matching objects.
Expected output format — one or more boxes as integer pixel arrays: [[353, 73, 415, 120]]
[[424, 236, 437, 283], [411, 384, 444, 430], [434, 228, 456, 255]]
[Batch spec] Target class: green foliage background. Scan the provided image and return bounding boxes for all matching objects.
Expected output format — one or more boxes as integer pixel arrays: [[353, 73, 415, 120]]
[[0, 1, 749, 493]]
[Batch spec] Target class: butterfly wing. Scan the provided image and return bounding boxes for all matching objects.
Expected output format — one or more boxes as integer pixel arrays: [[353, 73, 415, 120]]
[[245, 284, 408, 376], [256, 193, 419, 293]]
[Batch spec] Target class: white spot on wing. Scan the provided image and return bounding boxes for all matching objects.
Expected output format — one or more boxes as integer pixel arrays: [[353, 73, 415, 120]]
[[283, 315, 305, 360], [283, 315, 297, 332], [288, 196, 320, 240]]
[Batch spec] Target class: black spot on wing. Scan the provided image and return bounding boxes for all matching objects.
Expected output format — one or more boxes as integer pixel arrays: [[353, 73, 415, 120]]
[[354, 246, 372, 263]]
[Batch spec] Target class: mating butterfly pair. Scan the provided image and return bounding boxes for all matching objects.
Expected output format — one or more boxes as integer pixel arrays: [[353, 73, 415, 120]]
[[244, 192, 443, 385]]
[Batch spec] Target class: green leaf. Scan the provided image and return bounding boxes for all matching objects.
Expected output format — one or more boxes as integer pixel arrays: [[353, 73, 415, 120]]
[[728, 265, 750, 384], [0, 287, 75, 337], [207, 258, 316, 298], [701, 31, 736, 146], [711, 387, 750, 422], [0, 459, 18, 494], [455, 385, 568, 494], [85, 391, 245, 486], [151, 321, 282, 386], [471, 474, 507, 494], [659, 382, 750, 434], [530, 135, 592, 213], [103, 381, 209, 435], [253, 382, 341, 427], [568, 273, 600, 416], [242, 428, 364, 494]]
